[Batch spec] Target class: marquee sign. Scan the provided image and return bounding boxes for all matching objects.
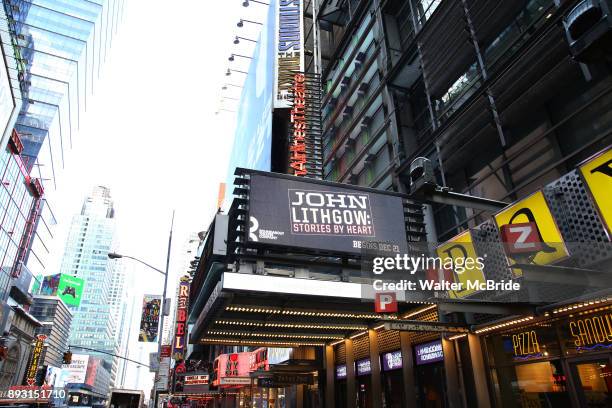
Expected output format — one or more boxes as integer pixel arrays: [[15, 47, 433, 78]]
[[25, 335, 46, 386], [288, 72, 323, 178], [173, 277, 190, 360], [246, 172, 409, 255]]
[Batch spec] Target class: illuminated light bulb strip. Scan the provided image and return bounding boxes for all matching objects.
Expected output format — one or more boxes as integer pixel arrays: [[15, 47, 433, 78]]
[[328, 339, 344, 346], [551, 297, 612, 315], [225, 306, 397, 320], [214, 320, 369, 330], [201, 338, 325, 347], [576, 305, 612, 316], [474, 316, 534, 334], [403, 304, 437, 319], [206, 330, 343, 340], [349, 331, 368, 339], [448, 333, 467, 341]]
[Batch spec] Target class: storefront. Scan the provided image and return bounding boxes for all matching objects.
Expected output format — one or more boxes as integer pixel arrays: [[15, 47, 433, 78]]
[[414, 340, 446, 408], [356, 358, 372, 408], [484, 307, 612, 407], [380, 350, 405, 408]]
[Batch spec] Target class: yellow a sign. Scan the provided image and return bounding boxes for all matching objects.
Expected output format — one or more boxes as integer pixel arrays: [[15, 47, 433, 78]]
[[436, 230, 485, 299], [494, 191, 569, 274], [579, 147, 612, 237]]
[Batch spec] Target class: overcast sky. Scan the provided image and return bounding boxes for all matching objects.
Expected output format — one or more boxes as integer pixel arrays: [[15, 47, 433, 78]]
[[44, 0, 268, 393]]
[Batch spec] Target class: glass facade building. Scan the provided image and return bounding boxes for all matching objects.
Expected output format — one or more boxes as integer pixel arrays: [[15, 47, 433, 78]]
[[0, 0, 125, 283], [59, 185, 121, 389]]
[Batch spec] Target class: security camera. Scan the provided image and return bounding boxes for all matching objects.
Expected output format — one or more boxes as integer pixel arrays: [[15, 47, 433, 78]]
[[409, 157, 436, 195]]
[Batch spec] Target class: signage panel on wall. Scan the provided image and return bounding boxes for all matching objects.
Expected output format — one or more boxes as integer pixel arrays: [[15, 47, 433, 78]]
[[381, 350, 403, 371], [335, 364, 347, 379], [274, 0, 305, 108], [415, 340, 444, 365], [139, 295, 161, 342], [579, 147, 612, 237], [435, 230, 486, 299], [247, 172, 408, 255], [355, 358, 371, 376], [494, 190, 569, 274]]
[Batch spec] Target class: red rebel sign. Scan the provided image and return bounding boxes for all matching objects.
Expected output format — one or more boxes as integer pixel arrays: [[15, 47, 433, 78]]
[[499, 222, 543, 254], [375, 292, 398, 313]]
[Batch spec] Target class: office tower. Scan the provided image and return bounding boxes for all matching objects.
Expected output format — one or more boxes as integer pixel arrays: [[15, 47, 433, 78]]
[[0, 0, 125, 282], [60, 186, 119, 391], [111, 263, 132, 387], [30, 295, 73, 369]]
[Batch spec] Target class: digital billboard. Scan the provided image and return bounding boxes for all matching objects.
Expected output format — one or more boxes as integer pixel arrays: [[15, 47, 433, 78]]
[[225, 0, 276, 208], [246, 172, 409, 255], [40, 273, 85, 306]]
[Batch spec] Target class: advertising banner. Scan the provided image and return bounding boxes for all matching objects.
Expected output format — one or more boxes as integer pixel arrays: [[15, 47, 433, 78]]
[[274, 0, 305, 108], [139, 295, 161, 342], [57, 274, 84, 306], [224, 0, 275, 209], [579, 147, 612, 236], [149, 353, 160, 372], [160, 345, 172, 358], [40, 274, 85, 306], [61, 354, 89, 383], [247, 173, 409, 255], [415, 340, 444, 365], [172, 278, 190, 360]]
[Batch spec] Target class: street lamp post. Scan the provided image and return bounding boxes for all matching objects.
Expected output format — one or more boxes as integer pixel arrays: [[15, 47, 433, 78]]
[[107, 210, 174, 402]]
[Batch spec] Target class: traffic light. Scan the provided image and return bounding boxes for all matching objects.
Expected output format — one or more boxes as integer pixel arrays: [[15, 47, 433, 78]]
[[62, 351, 72, 364]]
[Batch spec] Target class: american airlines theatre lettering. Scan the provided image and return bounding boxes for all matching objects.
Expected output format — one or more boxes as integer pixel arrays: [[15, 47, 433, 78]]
[[247, 173, 408, 255]]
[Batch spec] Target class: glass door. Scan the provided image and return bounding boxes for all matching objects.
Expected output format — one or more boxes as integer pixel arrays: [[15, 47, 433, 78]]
[[570, 357, 612, 408]]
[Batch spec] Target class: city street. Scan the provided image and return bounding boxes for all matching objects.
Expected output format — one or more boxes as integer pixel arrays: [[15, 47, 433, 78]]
[[0, 0, 610, 408]]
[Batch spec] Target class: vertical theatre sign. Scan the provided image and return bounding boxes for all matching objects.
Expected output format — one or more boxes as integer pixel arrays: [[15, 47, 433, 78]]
[[288, 72, 323, 178], [275, 0, 304, 108], [138, 295, 161, 342], [173, 277, 190, 360], [25, 335, 46, 385]]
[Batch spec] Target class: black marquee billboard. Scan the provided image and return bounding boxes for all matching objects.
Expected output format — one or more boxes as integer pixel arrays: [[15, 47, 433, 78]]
[[246, 172, 409, 255]]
